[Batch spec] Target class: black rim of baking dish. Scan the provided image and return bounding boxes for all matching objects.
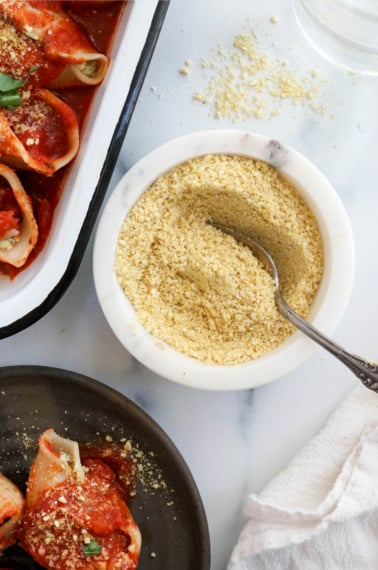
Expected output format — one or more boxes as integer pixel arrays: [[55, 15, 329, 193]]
[[0, 1, 170, 340]]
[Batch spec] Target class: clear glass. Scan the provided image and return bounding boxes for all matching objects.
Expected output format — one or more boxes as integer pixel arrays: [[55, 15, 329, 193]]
[[293, 0, 378, 74]]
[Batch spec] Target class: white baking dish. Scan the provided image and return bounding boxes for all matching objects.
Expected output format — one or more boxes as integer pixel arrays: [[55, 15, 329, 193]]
[[0, 0, 168, 338]]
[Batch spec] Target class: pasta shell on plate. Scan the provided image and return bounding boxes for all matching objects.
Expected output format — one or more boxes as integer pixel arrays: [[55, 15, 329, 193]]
[[25, 428, 85, 508], [18, 429, 141, 570], [0, 87, 79, 176], [0, 472, 25, 552], [0, 0, 109, 87], [0, 163, 38, 268]]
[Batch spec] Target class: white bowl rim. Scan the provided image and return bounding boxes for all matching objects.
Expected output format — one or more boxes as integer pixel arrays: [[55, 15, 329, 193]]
[[93, 129, 355, 391]]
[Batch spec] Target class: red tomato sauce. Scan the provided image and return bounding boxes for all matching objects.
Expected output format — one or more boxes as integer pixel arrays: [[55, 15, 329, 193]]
[[0, 180, 21, 239], [6, 95, 70, 160], [0, 19, 63, 86], [65, 1, 122, 55], [0, 1, 125, 279], [17, 451, 138, 570], [80, 442, 137, 503]]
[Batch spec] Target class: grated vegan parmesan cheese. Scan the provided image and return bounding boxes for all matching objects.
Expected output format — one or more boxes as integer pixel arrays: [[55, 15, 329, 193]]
[[115, 154, 324, 366], [188, 26, 328, 121]]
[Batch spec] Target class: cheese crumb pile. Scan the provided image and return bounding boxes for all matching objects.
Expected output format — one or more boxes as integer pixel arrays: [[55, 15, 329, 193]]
[[115, 154, 324, 366], [184, 25, 328, 121]]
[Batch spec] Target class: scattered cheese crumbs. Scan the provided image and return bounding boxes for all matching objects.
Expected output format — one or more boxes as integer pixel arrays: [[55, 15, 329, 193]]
[[124, 440, 133, 452], [270, 15, 279, 24], [150, 552, 157, 558], [105, 434, 113, 442], [179, 59, 193, 76], [190, 25, 329, 121]]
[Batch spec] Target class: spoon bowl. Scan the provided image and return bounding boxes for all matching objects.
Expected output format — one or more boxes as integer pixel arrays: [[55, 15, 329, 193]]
[[211, 221, 378, 394]]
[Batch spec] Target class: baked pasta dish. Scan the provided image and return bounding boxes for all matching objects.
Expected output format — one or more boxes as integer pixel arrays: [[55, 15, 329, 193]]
[[0, 0, 124, 278]]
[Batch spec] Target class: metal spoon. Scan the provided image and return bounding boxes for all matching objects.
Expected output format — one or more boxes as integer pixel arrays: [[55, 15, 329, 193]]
[[210, 221, 378, 393]]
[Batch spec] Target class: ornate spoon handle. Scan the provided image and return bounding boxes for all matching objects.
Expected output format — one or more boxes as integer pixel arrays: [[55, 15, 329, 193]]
[[276, 293, 378, 393]]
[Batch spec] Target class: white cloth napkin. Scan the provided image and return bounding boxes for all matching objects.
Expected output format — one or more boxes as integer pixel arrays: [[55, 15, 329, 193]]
[[228, 386, 378, 570]]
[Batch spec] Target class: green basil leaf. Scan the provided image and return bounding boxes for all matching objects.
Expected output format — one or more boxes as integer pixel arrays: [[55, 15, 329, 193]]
[[0, 72, 25, 93], [0, 90, 22, 109], [82, 539, 102, 557], [0, 66, 39, 110]]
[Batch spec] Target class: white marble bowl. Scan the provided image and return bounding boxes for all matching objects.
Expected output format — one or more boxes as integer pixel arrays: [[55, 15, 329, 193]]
[[93, 130, 355, 391]]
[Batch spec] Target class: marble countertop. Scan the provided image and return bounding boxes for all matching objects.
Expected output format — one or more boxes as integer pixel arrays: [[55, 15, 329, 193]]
[[1, 0, 378, 568]]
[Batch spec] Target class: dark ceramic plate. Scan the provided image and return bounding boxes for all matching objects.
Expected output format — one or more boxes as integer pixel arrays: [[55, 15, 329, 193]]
[[0, 366, 210, 569]]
